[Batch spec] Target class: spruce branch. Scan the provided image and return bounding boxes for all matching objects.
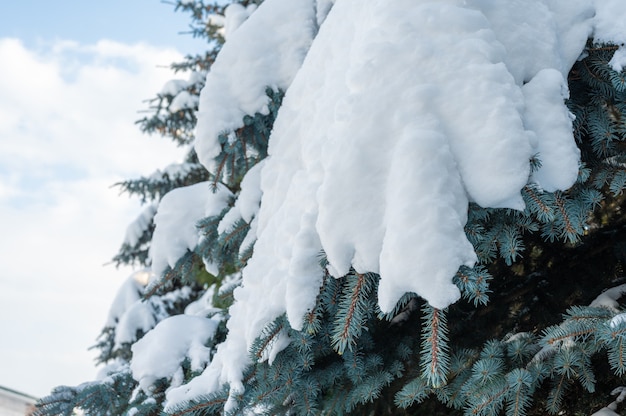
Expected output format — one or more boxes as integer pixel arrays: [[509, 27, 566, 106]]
[[554, 193, 578, 242], [331, 272, 375, 354], [505, 369, 534, 416], [420, 306, 450, 388], [546, 373, 571, 414], [604, 323, 626, 376], [168, 397, 228, 416], [522, 185, 555, 223], [251, 315, 287, 362], [468, 381, 508, 416], [454, 266, 491, 306], [395, 376, 431, 408]]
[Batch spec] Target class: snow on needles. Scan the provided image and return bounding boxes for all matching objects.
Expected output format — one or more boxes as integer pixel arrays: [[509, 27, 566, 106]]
[[595, 0, 626, 71], [123, 204, 157, 247], [150, 182, 232, 279], [194, 0, 317, 172], [105, 271, 147, 328], [165, 0, 626, 407], [131, 315, 218, 393]]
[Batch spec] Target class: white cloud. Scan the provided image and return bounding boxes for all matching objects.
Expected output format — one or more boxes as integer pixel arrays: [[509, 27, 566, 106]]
[[0, 38, 188, 397]]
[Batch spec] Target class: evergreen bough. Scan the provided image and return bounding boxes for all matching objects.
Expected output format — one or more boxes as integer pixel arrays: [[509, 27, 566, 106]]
[[36, 2, 626, 416]]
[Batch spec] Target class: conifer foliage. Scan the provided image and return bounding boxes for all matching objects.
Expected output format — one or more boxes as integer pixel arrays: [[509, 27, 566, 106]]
[[36, 1, 626, 415]]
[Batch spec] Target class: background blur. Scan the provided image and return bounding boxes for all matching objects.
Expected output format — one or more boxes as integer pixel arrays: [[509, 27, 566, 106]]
[[0, 0, 204, 397]]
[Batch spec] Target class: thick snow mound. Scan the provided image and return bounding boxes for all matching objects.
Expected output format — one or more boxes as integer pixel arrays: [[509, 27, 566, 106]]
[[105, 271, 148, 327], [173, 0, 626, 408], [522, 68, 580, 191], [131, 315, 218, 392], [150, 182, 232, 278], [194, 0, 317, 172], [593, 0, 626, 45]]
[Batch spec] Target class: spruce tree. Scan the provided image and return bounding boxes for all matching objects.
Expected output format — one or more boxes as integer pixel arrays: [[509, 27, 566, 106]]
[[36, 1, 626, 415]]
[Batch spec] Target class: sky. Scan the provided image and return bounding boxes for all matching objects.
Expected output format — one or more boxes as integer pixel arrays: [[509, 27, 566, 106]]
[[0, 0, 207, 398]]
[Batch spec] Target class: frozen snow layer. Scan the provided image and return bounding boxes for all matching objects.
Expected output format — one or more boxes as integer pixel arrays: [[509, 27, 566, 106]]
[[243, 0, 537, 335], [610, 48, 626, 72], [595, 0, 626, 73], [123, 204, 157, 247], [194, 0, 317, 172], [544, 0, 594, 72], [593, 0, 626, 45], [169, 90, 198, 113], [222, 3, 258, 40], [131, 315, 218, 392], [466, 0, 594, 82], [590, 284, 626, 312], [217, 160, 264, 235], [522, 68, 580, 191], [113, 299, 161, 348], [170, 0, 626, 407], [150, 182, 231, 279], [217, 160, 265, 259], [160, 79, 188, 97], [105, 271, 148, 328]]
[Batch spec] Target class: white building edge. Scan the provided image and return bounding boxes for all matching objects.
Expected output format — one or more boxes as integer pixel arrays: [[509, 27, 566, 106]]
[[0, 385, 37, 416]]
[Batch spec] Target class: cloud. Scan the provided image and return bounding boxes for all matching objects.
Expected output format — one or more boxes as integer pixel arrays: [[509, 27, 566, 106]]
[[0, 38, 188, 397]]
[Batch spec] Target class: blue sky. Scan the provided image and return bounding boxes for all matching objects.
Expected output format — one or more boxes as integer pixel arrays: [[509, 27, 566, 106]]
[[0, 0, 205, 398], [0, 0, 203, 51]]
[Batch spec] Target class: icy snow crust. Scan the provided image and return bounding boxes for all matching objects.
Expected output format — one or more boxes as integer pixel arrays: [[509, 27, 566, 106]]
[[161, 0, 626, 407]]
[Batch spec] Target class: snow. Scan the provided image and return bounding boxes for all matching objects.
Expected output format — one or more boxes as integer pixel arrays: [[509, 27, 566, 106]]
[[95, 359, 128, 382], [187, 70, 206, 86], [113, 297, 165, 348], [194, 0, 317, 172], [223, 4, 258, 40], [160, 72, 206, 112], [150, 182, 232, 279], [590, 387, 626, 415], [591, 407, 620, 416], [609, 48, 626, 72], [315, 0, 335, 26], [148, 162, 197, 183], [265, 331, 290, 366], [594, 0, 626, 73], [234, 161, 264, 224], [217, 160, 265, 254], [531, 284, 626, 366], [103, 271, 172, 350], [184, 285, 222, 317], [467, 0, 594, 83], [610, 313, 626, 328], [522, 68, 580, 191], [160, 79, 188, 97], [123, 204, 157, 247], [207, 4, 257, 40], [168, 0, 626, 408], [110, 285, 194, 349], [105, 271, 148, 327], [590, 284, 626, 311], [160, 71, 206, 97], [217, 272, 242, 297], [130, 315, 218, 393], [593, 0, 626, 45], [169, 90, 198, 113], [545, 0, 595, 73]]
